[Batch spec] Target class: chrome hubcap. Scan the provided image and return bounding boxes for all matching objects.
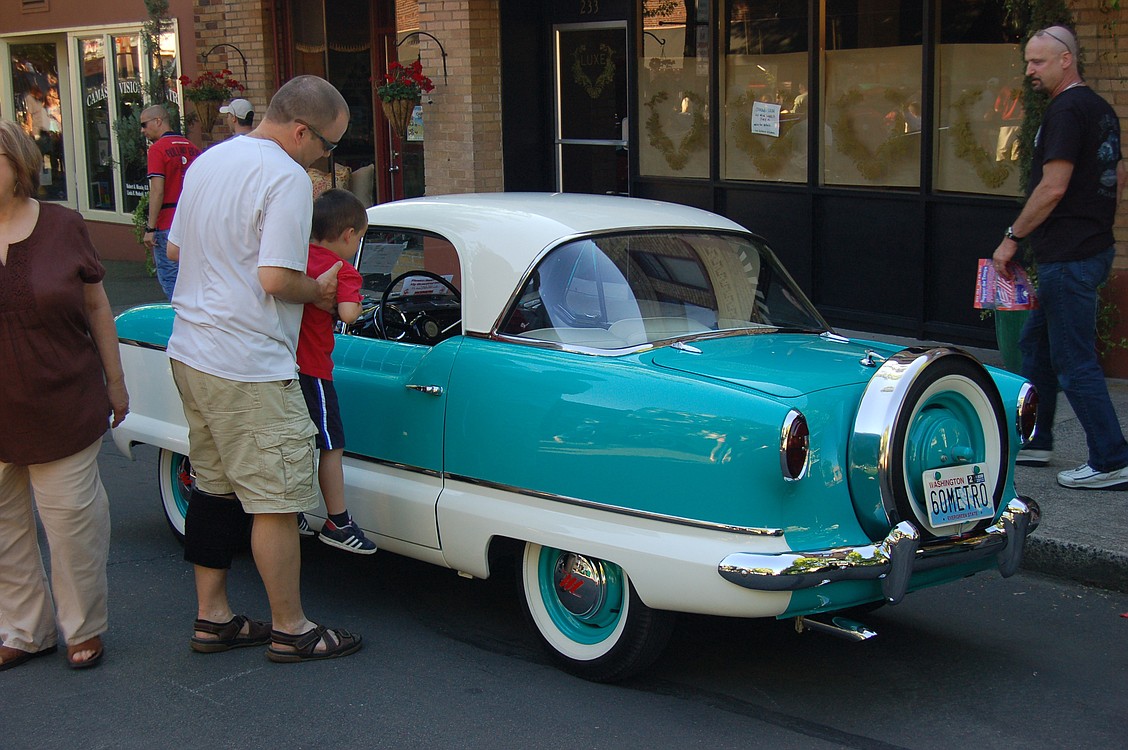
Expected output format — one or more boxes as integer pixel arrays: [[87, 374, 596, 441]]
[[552, 553, 607, 619]]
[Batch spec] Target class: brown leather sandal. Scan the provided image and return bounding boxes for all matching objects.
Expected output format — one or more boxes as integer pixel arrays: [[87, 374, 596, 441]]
[[266, 624, 362, 663], [66, 636, 103, 670], [0, 644, 57, 672], [190, 615, 271, 653]]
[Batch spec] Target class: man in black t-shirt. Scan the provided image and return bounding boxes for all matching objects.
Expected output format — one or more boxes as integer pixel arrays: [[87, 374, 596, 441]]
[[992, 25, 1128, 490]]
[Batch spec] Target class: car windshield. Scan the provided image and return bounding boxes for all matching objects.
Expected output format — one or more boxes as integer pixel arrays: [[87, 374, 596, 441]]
[[499, 231, 827, 350]]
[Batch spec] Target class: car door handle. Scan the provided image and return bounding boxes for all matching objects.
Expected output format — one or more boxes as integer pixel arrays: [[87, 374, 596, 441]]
[[405, 384, 444, 396]]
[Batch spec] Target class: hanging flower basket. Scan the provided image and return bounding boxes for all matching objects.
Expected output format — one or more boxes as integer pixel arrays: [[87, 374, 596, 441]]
[[179, 70, 245, 134], [382, 97, 418, 142], [193, 99, 221, 133], [377, 60, 433, 141]]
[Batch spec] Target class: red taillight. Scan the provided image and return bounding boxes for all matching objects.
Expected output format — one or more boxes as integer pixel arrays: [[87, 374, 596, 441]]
[[780, 410, 809, 481], [1017, 383, 1038, 444]]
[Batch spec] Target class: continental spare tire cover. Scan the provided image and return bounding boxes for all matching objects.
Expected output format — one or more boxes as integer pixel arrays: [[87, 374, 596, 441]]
[[848, 347, 1008, 542]]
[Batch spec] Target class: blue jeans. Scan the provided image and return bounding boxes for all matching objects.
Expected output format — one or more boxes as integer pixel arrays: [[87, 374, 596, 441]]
[[1020, 246, 1128, 471], [152, 229, 177, 300]]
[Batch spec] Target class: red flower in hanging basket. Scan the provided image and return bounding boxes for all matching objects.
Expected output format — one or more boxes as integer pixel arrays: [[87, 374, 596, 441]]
[[179, 70, 246, 102], [376, 60, 434, 102]]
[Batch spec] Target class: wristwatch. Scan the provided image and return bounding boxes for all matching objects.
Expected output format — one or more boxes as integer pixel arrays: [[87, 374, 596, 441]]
[[145, 226, 156, 233], [1004, 226, 1024, 242]]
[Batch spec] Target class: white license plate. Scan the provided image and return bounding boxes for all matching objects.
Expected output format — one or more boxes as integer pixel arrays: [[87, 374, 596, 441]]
[[923, 463, 994, 528]]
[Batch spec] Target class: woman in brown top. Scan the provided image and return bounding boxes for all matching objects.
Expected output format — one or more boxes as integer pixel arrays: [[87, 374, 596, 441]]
[[0, 119, 128, 671]]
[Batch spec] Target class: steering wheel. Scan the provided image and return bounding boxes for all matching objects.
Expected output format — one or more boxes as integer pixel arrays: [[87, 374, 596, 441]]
[[380, 270, 462, 344], [348, 303, 408, 339]]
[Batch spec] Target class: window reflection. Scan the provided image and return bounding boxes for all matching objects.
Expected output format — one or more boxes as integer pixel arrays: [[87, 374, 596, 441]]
[[934, 0, 1022, 196], [500, 232, 827, 350], [114, 34, 147, 213], [10, 43, 67, 201], [822, 0, 922, 187], [79, 37, 114, 211], [722, 0, 809, 183], [639, 0, 710, 179]]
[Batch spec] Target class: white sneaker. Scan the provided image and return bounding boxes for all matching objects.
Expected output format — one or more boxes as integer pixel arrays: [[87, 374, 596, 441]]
[[1016, 448, 1052, 466], [1057, 463, 1128, 489]]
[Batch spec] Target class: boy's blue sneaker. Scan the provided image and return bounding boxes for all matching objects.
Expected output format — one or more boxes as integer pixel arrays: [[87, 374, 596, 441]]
[[297, 513, 316, 537], [319, 518, 378, 555]]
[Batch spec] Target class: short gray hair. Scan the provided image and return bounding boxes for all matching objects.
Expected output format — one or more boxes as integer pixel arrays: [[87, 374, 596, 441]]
[[264, 76, 348, 130]]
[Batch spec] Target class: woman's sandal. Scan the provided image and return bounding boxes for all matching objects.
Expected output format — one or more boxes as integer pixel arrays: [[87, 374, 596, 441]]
[[0, 644, 58, 672], [66, 636, 104, 670], [266, 624, 362, 663], [190, 614, 272, 653]]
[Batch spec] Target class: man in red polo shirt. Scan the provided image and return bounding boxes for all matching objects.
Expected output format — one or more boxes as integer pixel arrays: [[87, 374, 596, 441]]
[[141, 105, 200, 299]]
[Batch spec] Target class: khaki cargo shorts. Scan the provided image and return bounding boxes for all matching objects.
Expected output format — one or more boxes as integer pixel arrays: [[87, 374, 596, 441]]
[[171, 360, 318, 514]]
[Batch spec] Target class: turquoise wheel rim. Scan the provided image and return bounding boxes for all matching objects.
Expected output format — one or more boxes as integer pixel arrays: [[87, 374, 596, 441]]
[[537, 546, 626, 646], [905, 392, 985, 485], [899, 373, 1002, 535], [170, 453, 192, 518]]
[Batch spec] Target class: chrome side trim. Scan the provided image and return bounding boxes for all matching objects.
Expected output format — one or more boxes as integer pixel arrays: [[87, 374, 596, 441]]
[[445, 472, 786, 537], [341, 451, 442, 479], [718, 497, 1039, 595], [118, 338, 168, 352], [486, 325, 817, 358]]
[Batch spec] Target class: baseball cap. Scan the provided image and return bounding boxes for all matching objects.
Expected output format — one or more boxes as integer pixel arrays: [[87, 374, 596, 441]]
[[219, 99, 254, 119]]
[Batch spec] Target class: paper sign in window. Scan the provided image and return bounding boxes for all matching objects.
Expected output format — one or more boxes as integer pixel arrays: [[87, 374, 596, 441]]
[[751, 101, 781, 137]]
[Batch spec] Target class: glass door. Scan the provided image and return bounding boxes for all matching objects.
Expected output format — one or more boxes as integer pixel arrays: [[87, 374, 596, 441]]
[[554, 22, 628, 195]]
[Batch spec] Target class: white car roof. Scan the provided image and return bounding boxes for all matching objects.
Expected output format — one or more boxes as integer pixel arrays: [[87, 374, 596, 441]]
[[365, 192, 750, 334]]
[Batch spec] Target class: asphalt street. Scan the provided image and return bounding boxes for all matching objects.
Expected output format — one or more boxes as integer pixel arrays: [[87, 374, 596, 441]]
[[3, 440, 1127, 750]]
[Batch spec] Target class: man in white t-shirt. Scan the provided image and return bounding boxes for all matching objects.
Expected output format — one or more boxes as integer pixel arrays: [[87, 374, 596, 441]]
[[166, 75, 362, 663]]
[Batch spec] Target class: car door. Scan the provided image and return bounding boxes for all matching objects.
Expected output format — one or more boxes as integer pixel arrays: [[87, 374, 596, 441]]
[[331, 333, 460, 549], [328, 227, 464, 550]]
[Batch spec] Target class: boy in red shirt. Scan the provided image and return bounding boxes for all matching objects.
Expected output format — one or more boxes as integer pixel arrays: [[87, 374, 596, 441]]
[[296, 189, 376, 553]]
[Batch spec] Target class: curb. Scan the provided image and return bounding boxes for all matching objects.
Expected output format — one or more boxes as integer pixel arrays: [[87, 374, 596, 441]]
[[1022, 536, 1128, 593]]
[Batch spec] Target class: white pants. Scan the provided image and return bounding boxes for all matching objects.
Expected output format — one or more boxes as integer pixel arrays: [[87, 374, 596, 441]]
[[0, 438, 110, 651]]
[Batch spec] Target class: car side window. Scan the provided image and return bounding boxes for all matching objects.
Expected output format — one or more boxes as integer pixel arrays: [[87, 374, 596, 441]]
[[348, 228, 463, 345]]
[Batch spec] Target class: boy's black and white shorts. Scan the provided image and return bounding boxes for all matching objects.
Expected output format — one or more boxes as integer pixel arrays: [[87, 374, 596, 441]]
[[298, 373, 346, 451]]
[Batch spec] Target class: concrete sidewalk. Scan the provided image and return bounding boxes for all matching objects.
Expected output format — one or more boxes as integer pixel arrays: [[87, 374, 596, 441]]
[[103, 260, 1128, 592]]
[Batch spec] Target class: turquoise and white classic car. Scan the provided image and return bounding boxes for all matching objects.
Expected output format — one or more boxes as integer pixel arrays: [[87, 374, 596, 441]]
[[113, 193, 1040, 682]]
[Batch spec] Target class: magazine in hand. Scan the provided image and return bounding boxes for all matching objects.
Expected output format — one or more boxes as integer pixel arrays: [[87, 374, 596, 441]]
[[973, 259, 1036, 311]]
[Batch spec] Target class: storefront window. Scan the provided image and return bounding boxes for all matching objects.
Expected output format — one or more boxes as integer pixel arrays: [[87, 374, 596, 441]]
[[822, 0, 922, 188], [9, 42, 66, 201], [722, 0, 808, 183], [639, 0, 710, 179], [5, 25, 179, 217], [114, 34, 147, 213], [78, 36, 114, 211], [934, 0, 1022, 196]]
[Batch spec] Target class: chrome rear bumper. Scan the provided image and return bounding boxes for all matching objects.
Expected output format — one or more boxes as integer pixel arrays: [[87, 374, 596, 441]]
[[718, 498, 1039, 604]]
